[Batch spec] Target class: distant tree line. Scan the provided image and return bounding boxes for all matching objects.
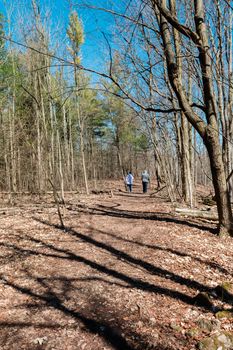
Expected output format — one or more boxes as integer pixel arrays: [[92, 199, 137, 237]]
[[1, 0, 232, 235], [0, 2, 149, 200]]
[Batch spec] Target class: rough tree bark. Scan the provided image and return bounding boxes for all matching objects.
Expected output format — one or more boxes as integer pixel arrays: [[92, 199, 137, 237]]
[[153, 0, 233, 235]]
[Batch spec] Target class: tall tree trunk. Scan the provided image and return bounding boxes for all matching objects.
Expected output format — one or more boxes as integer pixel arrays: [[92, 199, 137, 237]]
[[115, 130, 125, 180], [57, 130, 65, 203], [155, 0, 233, 235], [204, 127, 232, 235], [170, 0, 193, 205], [180, 113, 193, 205], [79, 119, 89, 194], [68, 107, 75, 190], [227, 8, 233, 198], [74, 67, 89, 195]]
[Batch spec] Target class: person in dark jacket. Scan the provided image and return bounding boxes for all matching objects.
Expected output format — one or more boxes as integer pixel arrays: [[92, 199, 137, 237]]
[[141, 170, 150, 193]]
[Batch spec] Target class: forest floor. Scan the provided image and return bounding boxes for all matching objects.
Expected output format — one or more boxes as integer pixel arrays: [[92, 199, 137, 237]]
[[0, 181, 232, 350]]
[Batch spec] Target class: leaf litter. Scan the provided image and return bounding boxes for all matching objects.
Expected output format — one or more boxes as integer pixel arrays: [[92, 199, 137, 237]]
[[0, 183, 232, 349]]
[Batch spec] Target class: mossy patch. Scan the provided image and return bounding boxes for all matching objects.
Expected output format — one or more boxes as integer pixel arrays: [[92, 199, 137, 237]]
[[215, 310, 233, 319], [186, 327, 199, 338], [170, 322, 182, 332], [196, 318, 218, 332], [198, 332, 233, 350]]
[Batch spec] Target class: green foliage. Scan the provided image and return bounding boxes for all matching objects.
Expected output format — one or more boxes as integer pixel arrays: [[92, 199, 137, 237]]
[[67, 11, 84, 63], [0, 13, 5, 53], [101, 82, 149, 153], [0, 7, 151, 191], [0, 14, 14, 105], [133, 133, 149, 151]]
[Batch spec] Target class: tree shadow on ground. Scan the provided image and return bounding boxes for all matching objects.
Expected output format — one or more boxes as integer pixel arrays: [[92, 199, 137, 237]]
[[0, 267, 179, 350], [0, 232, 200, 310], [31, 218, 214, 305], [0, 274, 134, 350], [1, 212, 229, 349], [71, 203, 217, 234], [34, 217, 233, 306], [90, 227, 230, 275]]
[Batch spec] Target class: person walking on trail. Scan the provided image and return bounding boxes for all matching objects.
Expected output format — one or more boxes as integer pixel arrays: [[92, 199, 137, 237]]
[[125, 171, 134, 192], [141, 170, 150, 193]]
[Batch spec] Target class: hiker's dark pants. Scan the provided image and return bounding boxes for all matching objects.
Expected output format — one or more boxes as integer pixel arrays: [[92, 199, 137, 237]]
[[127, 184, 132, 192], [142, 181, 148, 193]]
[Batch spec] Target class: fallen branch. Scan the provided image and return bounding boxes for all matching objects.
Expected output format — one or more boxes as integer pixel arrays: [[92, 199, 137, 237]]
[[149, 185, 166, 197], [174, 207, 218, 221], [91, 189, 113, 196]]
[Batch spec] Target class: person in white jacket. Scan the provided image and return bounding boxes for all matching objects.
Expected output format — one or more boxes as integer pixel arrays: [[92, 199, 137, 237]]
[[125, 171, 134, 192]]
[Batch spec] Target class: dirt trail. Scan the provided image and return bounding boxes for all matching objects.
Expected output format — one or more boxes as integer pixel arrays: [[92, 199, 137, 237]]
[[0, 187, 232, 349]]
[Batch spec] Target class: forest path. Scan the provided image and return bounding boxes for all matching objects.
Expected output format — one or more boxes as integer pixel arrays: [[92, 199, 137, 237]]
[[0, 188, 232, 349]]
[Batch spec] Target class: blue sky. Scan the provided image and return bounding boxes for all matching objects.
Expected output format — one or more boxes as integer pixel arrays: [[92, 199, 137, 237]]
[[0, 0, 118, 73]]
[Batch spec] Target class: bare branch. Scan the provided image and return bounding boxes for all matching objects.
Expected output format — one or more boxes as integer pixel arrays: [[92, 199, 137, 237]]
[[151, 0, 200, 44], [76, 4, 160, 34]]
